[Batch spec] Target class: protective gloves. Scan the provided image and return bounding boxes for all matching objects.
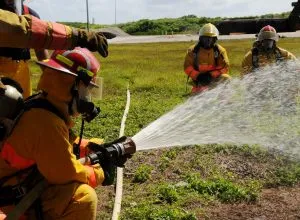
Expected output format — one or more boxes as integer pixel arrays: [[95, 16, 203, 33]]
[[85, 144, 116, 186], [87, 136, 133, 167], [76, 30, 109, 57], [210, 70, 221, 79], [195, 72, 213, 86], [100, 159, 116, 186], [86, 138, 121, 186], [86, 136, 133, 186]]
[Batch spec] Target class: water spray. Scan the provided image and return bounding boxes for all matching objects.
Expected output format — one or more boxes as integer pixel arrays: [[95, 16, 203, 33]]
[[132, 61, 300, 158]]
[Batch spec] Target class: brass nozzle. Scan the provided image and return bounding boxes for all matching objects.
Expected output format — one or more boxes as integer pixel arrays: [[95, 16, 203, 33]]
[[122, 137, 136, 155]]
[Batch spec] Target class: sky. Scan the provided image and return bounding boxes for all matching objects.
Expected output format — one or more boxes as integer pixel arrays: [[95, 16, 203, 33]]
[[25, 0, 296, 25]]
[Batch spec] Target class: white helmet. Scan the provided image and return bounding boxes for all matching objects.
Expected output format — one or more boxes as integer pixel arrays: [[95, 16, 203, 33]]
[[257, 25, 279, 42]]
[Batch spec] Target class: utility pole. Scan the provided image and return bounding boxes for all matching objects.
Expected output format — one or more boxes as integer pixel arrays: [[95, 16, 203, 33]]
[[86, 0, 90, 31], [115, 0, 117, 25]]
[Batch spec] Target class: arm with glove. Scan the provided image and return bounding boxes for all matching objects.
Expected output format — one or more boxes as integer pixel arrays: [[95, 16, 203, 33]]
[[80, 136, 136, 186], [6, 109, 106, 188], [0, 9, 115, 57], [184, 47, 200, 80], [184, 49, 216, 87], [73, 135, 136, 186]]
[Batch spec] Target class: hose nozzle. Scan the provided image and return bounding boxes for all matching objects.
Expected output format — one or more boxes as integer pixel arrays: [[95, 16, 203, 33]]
[[80, 136, 136, 166], [112, 137, 136, 156]]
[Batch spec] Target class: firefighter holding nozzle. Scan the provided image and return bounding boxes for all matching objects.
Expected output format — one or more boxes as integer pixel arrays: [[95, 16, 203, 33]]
[[0, 47, 136, 219]]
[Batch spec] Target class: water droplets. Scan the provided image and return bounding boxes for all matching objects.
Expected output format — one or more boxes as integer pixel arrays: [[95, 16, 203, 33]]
[[133, 61, 300, 158]]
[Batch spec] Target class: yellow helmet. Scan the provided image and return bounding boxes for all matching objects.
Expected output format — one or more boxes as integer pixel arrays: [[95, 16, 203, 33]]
[[257, 25, 279, 42], [199, 23, 219, 38]]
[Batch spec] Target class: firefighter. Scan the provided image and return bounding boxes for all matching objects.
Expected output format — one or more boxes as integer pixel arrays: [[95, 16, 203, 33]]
[[0, 47, 125, 219], [0, 7, 109, 57], [184, 23, 230, 94], [0, 0, 49, 98], [242, 25, 296, 75]]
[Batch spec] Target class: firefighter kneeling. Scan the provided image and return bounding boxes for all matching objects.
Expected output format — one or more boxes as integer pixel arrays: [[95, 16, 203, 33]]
[[184, 23, 231, 94], [0, 47, 135, 219]]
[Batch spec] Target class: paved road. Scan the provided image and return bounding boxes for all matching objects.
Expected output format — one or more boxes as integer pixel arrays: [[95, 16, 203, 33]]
[[108, 31, 300, 44]]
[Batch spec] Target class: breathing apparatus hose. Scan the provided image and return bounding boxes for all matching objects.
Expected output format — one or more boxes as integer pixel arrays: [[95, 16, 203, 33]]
[[112, 84, 131, 220]]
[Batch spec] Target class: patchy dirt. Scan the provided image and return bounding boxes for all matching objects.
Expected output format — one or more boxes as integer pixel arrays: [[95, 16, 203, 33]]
[[206, 185, 300, 220], [95, 146, 300, 219]]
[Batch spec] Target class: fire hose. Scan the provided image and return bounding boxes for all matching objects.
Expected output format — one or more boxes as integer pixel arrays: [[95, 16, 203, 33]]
[[78, 85, 133, 220], [112, 85, 131, 220]]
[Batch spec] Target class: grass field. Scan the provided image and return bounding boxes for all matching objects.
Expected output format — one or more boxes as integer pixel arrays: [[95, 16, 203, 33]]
[[29, 38, 300, 219]]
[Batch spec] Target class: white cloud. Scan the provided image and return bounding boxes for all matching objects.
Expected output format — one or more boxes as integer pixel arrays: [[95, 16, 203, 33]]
[[25, 0, 296, 25]]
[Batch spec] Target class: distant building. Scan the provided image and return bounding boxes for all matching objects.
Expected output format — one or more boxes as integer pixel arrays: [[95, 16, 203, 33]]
[[216, 0, 300, 35]]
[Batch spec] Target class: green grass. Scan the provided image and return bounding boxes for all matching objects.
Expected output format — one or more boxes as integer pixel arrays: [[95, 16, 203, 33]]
[[28, 38, 300, 219], [186, 175, 259, 203], [133, 164, 153, 183]]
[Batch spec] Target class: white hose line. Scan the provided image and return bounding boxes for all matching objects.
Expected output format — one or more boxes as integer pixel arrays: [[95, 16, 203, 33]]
[[112, 85, 131, 220]]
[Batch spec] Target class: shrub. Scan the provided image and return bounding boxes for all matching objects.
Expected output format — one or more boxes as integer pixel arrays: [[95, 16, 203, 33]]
[[186, 175, 258, 203], [158, 185, 179, 204], [133, 164, 153, 183]]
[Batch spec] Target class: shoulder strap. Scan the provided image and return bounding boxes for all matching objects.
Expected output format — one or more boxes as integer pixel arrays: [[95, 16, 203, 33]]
[[274, 47, 283, 62], [213, 45, 220, 65], [24, 98, 65, 121], [193, 43, 201, 71], [6, 179, 48, 220], [0, 98, 65, 151], [251, 47, 259, 69]]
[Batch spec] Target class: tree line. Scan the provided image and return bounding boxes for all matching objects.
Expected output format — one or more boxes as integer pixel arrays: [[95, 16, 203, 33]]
[[60, 12, 290, 35]]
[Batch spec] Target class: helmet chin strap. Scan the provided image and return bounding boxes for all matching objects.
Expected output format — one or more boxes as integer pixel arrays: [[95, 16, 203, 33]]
[[68, 84, 77, 117]]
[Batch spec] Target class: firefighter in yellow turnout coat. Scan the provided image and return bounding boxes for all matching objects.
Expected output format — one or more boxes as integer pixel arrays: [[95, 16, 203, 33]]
[[0, 48, 113, 219], [184, 23, 230, 94], [242, 25, 296, 75]]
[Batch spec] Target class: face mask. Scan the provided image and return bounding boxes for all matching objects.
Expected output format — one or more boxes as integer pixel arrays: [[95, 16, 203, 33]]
[[262, 39, 275, 52], [199, 36, 216, 49], [71, 82, 100, 122]]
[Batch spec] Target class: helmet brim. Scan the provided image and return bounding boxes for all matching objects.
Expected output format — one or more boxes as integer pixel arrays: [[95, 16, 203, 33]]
[[36, 60, 99, 88]]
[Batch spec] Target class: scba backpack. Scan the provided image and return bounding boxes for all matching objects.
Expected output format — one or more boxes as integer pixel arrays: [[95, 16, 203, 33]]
[[0, 77, 64, 150], [0, 77, 24, 145], [0, 77, 64, 217]]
